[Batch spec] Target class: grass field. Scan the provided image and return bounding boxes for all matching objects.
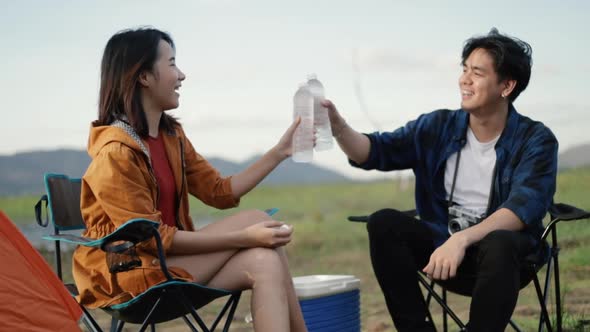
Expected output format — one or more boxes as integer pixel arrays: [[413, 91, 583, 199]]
[[1, 167, 589, 331]]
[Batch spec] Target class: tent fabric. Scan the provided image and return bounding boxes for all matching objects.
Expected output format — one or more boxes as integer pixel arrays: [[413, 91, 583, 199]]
[[0, 211, 82, 331]]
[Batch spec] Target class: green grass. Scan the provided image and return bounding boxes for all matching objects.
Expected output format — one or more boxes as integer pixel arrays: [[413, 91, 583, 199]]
[[1, 167, 589, 331], [0, 194, 40, 224]]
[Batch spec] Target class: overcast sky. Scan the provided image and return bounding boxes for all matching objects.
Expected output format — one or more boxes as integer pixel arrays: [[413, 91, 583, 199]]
[[1, 0, 588, 179]]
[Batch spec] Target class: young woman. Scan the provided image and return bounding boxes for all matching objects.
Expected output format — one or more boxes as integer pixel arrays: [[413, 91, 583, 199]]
[[73, 27, 307, 332]]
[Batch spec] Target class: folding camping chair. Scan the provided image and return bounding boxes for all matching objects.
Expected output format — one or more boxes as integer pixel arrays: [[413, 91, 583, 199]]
[[348, 203, 590, 332], [35, 173, 242, 332]]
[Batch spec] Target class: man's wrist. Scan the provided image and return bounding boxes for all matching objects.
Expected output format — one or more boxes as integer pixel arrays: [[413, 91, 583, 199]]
[[333, 121, 349, 139], [451, 231, 472, 249]]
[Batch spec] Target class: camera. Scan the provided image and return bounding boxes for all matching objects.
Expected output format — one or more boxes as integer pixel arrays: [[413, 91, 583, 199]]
[[447, 205, 485, 234]]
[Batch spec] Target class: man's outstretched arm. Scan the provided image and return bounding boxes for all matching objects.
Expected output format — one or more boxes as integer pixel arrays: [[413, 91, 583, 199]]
[[323, 99, 371, 165]]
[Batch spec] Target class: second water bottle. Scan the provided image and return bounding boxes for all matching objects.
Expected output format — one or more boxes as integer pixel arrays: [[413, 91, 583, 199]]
[[307, 74, 333, 151]]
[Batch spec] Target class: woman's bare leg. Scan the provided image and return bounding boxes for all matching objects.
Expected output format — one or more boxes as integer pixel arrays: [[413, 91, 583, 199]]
[[167, 210, 272, 283], [208, 247, 292, 332], [198, 209, 273, 234], [169, 247, 290, 331], [276, 247, 307, 332], [167, 209, 307, 331], [202, 210, 306, 331]]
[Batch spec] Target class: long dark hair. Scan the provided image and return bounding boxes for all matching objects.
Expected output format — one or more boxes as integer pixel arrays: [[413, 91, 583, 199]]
[[96, 27, 179, 136]]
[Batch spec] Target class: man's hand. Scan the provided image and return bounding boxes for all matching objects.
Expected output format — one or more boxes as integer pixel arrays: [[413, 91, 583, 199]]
[[422, 208, 524, 280], [422, 233, 469, 280], [321, 99, 346, 134]]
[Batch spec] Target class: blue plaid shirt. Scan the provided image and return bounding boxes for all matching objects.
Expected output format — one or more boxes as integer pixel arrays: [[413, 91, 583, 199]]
[[351, 105, 558, 248]]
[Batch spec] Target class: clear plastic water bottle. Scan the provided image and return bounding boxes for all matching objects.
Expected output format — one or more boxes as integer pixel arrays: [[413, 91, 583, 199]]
[[307, 74, 333, 151], [292, 83, 314, 163]]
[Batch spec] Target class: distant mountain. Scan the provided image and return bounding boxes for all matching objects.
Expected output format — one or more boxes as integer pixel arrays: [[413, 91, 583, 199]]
[[0, 149, 352, 196], [233, 155, 352, 185], [2, 142, 589, 196], [558, 143, 590, 170], [0, 149, 91, 196]]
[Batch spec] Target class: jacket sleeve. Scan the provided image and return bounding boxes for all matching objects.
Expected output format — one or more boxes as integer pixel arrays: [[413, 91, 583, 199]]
[[81, 143, 177, 254], [499, 126, 558, 229], [180, 130, 239, 209], [350, 117, 421, 171]]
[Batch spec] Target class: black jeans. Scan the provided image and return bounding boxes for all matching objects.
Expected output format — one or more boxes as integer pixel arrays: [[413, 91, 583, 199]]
[[366, 209, 537, 332]]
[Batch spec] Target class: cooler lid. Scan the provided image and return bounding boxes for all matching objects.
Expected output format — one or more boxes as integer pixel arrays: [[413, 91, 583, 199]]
[[293, 275, 360, 299]]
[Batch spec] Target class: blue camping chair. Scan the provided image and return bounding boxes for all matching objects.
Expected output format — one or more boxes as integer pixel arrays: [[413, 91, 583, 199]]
[[35, 173, 245, 332]]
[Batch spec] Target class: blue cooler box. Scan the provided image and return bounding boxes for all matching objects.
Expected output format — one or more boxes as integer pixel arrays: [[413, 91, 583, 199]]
[[293, 275, 361, 332]]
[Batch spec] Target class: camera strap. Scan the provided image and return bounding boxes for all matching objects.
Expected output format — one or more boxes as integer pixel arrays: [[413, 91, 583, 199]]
[[447, 148, 496, 216], [448, 150, 461, 208]]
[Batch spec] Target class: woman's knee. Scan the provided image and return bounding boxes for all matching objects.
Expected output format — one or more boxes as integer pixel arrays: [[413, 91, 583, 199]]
[[231, 209, 273, 227], [237, 209, 271, 220], [242, 247, 285, 282]]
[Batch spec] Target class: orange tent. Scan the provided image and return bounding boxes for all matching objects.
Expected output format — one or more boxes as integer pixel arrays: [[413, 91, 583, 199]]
[[0, 211, 82, 331]]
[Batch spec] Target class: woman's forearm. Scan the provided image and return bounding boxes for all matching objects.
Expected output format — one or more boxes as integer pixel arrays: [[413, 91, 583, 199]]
[[230, 147, 285, 199], [168, 229, 245, 255]]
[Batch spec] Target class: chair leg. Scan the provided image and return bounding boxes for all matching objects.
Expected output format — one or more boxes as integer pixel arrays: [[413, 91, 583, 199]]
[[538, 257, 553, 332], [79, 306, 103, 332], [421, 285, 436, 330], [426, 280, 435, 307], [533, 272, 554, 332], [551, 230, 562, 332], [423, 280, 436, 329], [222, 292, 242, 332], [115, 320, 125, 332], [443, 289, 448, 332], [55, 238, 63, 280], [210, 293, 237, 331], [417, 274, 466, 330], [176, 292, 210, 332], [181, 315, 199, 332], [509, 319, 522, 332], [139, 296, 163, 332], [109, 317, 119, 332]]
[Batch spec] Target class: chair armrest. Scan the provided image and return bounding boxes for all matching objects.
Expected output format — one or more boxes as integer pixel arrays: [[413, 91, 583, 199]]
[[265, 208, 279, 216], [348, 215, 369, 223], [348, 209, 418, 223], [42, 233, 97, 244], [541, 203, 590, 242], [43, 218, 176, 278], [548, 203, 590, 222], [42, 218, 159, 247]]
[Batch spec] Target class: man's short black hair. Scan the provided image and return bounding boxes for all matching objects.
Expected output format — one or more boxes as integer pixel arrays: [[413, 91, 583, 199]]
[[462, 28, 532, 102]]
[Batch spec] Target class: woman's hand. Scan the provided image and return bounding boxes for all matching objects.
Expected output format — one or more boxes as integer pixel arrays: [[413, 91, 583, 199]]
[[272, 117, 301, 160], [241, 220, 293, 248], [229, 118, 302, 198]]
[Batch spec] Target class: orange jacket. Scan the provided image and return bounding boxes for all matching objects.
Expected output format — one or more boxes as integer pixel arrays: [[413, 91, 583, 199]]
[[73, 122, 239, 308]]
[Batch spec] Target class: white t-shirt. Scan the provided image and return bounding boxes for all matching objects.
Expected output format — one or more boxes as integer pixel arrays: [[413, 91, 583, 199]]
[[444, 127, 500, 216]]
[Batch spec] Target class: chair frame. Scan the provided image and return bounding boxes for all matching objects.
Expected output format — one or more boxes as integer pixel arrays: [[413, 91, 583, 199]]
[[35, 173, 242, 332], [348, 203, 589, 332]]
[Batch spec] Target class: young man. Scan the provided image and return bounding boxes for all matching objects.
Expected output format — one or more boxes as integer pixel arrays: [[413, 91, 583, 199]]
[[324, 28, 558, 331]]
